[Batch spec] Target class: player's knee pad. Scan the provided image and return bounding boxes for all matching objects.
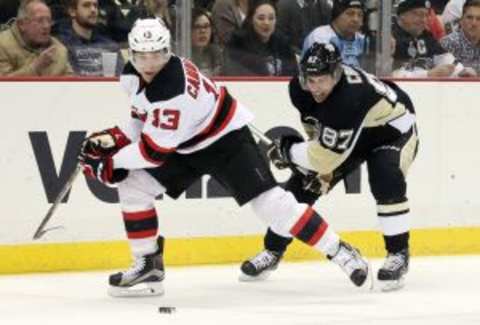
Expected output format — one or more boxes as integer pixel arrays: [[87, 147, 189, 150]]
[[369, 169, 406, 202], [250, 186, 308, 237], [118, 170, 166, 211]]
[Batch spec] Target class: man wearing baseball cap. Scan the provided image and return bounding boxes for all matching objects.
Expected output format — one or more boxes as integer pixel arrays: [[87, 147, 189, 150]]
[[302, 0, 367, 68], [392, 0, 476, 77]]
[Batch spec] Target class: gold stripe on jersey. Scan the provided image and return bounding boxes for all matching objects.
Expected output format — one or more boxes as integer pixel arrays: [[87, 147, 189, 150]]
[[400, 130, 418, 177], [307, 141, 347, 175], [377, 201, 410, 215], [364, 99, 407, 128]]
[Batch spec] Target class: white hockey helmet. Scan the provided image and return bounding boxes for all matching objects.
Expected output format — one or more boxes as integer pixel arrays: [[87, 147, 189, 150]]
[[128, 18, 172, 54]]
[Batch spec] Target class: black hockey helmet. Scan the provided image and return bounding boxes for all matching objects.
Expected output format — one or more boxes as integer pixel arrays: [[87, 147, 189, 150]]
[[300, 42, 342, 77]]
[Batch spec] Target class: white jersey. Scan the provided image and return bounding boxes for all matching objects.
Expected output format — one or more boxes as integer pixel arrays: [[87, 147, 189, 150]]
[[113, 56, 254, 170]]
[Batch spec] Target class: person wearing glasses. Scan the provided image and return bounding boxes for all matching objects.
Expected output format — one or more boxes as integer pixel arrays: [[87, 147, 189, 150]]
[[0, 0, 72, 76], [191, 8, 223, 77]]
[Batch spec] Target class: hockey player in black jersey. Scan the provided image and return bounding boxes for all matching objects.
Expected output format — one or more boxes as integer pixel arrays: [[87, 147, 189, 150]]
[[240, 42, 419, 291], [78, 19, 372, 297]]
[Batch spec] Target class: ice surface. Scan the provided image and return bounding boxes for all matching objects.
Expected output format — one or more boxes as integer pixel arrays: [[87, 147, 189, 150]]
[[0, 256, 479, 325]]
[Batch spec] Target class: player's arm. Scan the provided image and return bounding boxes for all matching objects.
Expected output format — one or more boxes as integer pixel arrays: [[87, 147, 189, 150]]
[[113, 98, 184, 170], [81, 73, 146, 159]]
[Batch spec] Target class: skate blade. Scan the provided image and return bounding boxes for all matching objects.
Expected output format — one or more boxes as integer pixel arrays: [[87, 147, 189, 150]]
[[108, 281, 164, 297], [238, 270, 272, 282], [366, 262, 374, 291], [379, 277, 405, 292]]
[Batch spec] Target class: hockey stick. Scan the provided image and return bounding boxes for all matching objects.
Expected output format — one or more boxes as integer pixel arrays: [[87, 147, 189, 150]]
[[248, 123, 314, 177], [248, 123, 273, 146], [32, 163, 82, 240]]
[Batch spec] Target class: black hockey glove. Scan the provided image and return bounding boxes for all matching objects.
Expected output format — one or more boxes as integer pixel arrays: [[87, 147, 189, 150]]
[[267, 134, 304, 170], [81, 126, 131, 159], [79, 154, 128, 186]]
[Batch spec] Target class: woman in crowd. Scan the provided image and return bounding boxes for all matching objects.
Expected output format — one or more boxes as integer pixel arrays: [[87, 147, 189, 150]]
[[223, 0, 298, 76], [191, 8, 223, 77]]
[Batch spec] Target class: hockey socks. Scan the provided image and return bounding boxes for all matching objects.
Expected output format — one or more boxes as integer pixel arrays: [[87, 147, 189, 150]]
[[289, 206, 340, 256]]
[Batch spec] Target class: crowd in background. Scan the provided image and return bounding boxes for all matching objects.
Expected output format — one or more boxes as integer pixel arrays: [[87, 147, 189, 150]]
[[0, 0, 479, 78]]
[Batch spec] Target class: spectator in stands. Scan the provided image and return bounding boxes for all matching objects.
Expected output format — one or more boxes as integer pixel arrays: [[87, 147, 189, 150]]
[[440, 0, 480, 74], [427, 4, 446, 39], [276, 0, 332, 54], [392, 0, 476, 77], [127, 0, 176, 34], [1, 0, 69, 27], [97, 0, 131, 42], [191, 8, 223, 77], [223, 0, 298, 76], [441, 0, 466, 26], [211, 0, 249, 46], [302, 0, 367, 68], [0, 0, 72, 76], [56, 0, 125, 76]]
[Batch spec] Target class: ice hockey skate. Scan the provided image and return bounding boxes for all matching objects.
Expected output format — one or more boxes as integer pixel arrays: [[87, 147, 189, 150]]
[[328, 241, 372, 288], [108, 238, 165, 297], [239, 250, 283, 281], [377, 249, 409, 291]]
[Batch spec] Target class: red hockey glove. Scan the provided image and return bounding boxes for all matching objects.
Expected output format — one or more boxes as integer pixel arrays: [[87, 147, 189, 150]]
[[79, 154, 128, 186], [81, 126, 131, 159]]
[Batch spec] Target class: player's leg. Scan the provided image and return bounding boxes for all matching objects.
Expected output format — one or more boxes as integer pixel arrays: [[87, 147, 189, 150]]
[[242, 157, 364, 280], [213, 127, 371, 287], [249, 187, 370, 287], [367, 128, 418, 291], [109, 169, 167, 297], [241, 173, 319, 279]]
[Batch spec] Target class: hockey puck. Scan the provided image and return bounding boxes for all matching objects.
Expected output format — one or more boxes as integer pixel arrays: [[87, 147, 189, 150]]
[[158, 306, 176, 314]]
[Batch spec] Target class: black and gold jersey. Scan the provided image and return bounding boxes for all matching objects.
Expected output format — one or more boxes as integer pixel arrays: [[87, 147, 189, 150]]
[[289, 64, 416, 175]]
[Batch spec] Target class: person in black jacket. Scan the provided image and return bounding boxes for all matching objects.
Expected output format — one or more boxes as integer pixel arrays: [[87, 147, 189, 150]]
[[223, 0, 298, 76]]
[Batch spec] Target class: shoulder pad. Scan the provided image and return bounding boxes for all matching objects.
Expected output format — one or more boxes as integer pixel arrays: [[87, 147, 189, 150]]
[[120, 62, 141, 96]]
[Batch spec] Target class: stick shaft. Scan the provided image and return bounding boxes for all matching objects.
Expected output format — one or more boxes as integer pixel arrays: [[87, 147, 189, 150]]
[[32, 164, 82, 240], [248, 123, 273, 145]]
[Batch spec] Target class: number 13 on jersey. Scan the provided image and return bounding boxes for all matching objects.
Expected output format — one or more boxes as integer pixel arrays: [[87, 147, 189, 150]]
[[152, 108, 180, 130]]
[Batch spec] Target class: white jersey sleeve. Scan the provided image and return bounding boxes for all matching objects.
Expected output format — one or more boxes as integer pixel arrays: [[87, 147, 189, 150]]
[[117, 73, 146, 143]]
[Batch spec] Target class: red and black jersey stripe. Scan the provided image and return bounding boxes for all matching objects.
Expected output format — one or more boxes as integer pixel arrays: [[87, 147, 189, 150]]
[[131, 110, 147, 122], [122, 208, 158, 239], [178, 87, 237, 150], [290, 207, 329, 246], [139, 133, 175, 165]]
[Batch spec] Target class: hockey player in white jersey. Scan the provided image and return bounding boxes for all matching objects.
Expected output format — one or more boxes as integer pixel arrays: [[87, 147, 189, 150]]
[[79, 18, 372, 297]]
